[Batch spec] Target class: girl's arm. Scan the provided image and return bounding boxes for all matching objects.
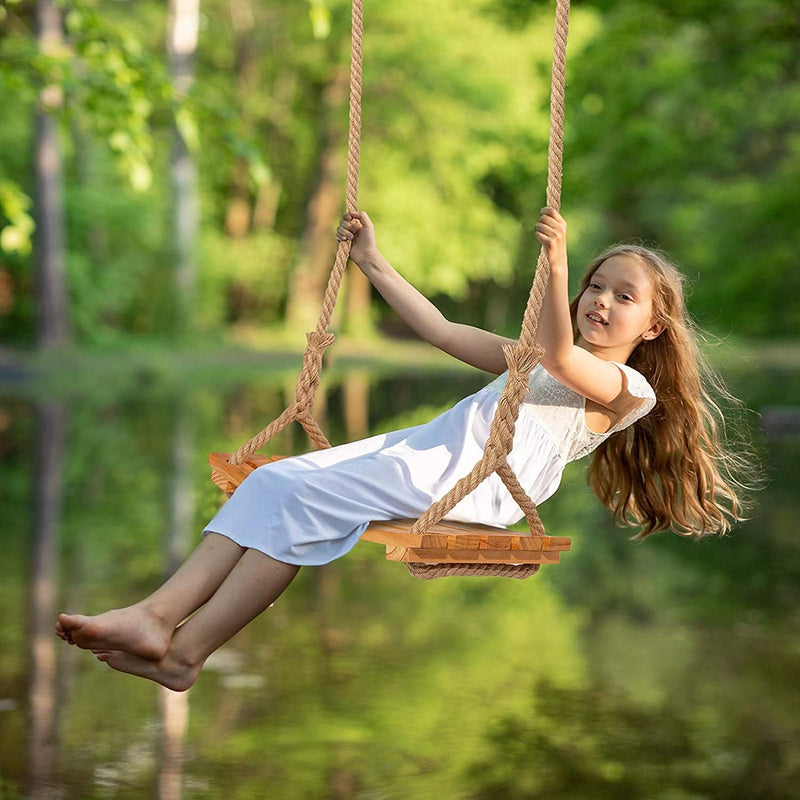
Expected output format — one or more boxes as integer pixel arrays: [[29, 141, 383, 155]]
[[533, 208, 634, 411], [339, 212, 513, 375]]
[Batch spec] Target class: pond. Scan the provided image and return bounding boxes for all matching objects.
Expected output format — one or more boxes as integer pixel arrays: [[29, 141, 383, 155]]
[[1, 349, 799, 799]]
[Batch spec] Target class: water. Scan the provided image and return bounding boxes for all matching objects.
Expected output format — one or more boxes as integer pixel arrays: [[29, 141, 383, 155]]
[[1, 353, 798, 799]]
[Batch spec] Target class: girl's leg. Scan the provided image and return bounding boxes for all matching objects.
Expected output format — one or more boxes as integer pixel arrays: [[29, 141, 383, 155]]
[[55, 533, 246, 659], [96, 549, 299, 691]]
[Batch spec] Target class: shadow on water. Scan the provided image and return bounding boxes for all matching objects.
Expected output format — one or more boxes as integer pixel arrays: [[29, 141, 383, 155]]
[[1, 353, 798, 799]]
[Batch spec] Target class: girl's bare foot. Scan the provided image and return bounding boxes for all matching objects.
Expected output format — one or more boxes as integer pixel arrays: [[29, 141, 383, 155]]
[[55, 605, 172, 660], [95, 648, 200, 692]]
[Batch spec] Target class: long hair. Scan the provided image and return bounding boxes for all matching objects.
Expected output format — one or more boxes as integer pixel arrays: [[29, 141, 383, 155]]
[[569, 244, 757, 538]]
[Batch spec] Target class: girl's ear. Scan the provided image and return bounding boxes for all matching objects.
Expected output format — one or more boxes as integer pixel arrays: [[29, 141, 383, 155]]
[[642, 320, 666, 341]]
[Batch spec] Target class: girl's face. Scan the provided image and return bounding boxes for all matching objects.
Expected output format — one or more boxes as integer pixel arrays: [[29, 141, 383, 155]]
[[575, 254, 664, 360]]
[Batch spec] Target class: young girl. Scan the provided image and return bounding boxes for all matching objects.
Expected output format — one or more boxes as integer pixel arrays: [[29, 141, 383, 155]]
[[55, 207, 750, 691]]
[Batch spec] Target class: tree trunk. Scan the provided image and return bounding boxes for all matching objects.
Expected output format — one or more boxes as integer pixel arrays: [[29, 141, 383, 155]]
[[224, 157, 252, 239], [252, 179, 282, 231], [343, 371, 369, 442], [285, 65, 349, 333], [34, 0, 69, 349], [224, 0, 256, 238], [167, 0, 200, 334], [26, 400, 66, 799], [165, 397, 194, 573], [157, 399, 193, 800], [157, 686, 189, 800]]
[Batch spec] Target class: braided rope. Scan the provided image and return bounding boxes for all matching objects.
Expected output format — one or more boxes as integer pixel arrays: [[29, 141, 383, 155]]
[[403, 0, 570, 578], [226, 0, 571, 581], [407, 343, 540, 535], [230, 1, 364, 465], [231, 331, 335, 463], [496, 456, 547, 536], [408, 0, 569, 534], [519, 0, 569, 350], [407, 562, 540, 580]]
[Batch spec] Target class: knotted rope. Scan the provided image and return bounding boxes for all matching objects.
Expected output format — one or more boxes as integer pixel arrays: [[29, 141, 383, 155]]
[[405, 0, 570, 578], [230, 0, 364, 465], [226, 0, 571, 580]]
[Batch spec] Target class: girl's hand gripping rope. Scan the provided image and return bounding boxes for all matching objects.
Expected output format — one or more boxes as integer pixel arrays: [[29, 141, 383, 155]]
[[337, 211, 380, 268], [534, 207, 568, 269]]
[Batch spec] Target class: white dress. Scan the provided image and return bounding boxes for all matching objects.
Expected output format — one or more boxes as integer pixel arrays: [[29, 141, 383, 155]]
[[204, 363, 656, 566]]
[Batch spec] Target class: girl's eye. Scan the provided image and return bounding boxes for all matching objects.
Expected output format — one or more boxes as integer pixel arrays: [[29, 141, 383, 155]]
[[589, 282, 602, 290], [619, 294, 633, 302]]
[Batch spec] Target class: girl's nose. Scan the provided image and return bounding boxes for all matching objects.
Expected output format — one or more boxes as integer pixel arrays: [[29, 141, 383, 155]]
[[594, 296, 608, 308]]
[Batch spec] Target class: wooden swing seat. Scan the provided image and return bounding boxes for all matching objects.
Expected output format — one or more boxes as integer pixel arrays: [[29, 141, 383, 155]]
[[208, 452, 571, 566], [207, 0, 574, 579]]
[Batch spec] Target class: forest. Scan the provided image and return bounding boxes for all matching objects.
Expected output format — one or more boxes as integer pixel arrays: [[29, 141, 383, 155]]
[[1, 0, 797, 352], [2, 2, 800, 798]]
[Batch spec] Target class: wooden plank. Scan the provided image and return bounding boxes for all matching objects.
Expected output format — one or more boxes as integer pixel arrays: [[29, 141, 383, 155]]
[[208, 454, 571, 565], [360, 527, 424, 548], [362, 521, 570, 552], [366, 518, 569, 548], [208, 452, 283, 494], [416, 533, 570, 552], [368, 518, 509, 537], [385, 545, 411, 562], [386, 547, 562, 564]]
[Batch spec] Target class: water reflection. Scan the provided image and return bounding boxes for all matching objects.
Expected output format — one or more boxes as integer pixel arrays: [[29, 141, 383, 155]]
[[159, 396, 194, 800], [27, 400, 66, 799], [157, 685, 187, 800], [1, 359, 798, 799]]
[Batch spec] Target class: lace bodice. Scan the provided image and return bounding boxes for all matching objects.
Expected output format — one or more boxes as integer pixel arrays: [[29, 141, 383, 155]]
[[486, 362, 656, 463]]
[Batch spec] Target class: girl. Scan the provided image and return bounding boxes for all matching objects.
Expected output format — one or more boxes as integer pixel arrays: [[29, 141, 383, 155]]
[[55, 208, 751, 691]]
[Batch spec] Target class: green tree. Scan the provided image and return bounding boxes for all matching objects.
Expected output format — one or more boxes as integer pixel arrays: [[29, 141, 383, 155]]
[[487, 0, 799, 338], [565, 0, 798, 336]]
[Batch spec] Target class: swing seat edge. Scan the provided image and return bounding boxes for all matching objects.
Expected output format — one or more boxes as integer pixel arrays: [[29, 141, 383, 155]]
[[208, 452, 572, 566]]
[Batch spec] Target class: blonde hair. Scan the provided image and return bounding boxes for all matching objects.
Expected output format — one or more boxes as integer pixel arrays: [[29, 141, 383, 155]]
[[569, 244, 757, 538]]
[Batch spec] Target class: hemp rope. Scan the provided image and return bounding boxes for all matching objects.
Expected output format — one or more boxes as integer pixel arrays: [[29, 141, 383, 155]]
[[230, 0, 364, 466], [227, 0, 571, 580], [406, 0, 570, 578]]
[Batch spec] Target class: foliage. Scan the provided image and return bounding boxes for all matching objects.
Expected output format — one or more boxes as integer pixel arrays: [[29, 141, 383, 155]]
[[2, 361, 799, 797], [560, 0, 800, 335], [0, 180, 34, 255], [469, 678, 800, 800], [1, 0, 796, 341]]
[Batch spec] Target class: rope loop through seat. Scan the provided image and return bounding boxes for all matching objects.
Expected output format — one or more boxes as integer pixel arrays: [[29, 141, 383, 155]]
[[212, 0, 572, 579]]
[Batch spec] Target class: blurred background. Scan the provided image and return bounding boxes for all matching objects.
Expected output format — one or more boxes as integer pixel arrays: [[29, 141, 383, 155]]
[[1, 0, 798, 797]]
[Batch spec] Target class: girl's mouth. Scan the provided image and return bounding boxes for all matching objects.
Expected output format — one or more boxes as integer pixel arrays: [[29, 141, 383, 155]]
[[586, 312, 608, 326]]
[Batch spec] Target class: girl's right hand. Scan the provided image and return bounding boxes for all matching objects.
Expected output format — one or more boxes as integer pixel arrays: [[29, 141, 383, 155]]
[[534, 206, 568, 268], [337, 211, 380, 267]]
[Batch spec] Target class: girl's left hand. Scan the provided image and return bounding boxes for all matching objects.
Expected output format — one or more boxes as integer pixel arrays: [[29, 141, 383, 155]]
[[337, 211, 380, 267], [534, 207, 568, 267]]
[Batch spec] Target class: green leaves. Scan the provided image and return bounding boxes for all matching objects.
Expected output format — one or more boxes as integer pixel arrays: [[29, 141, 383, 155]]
[[0, 180, 34, 255], [1, 0, 794, 342], [563, 0, 800, 335], [307, 0, 332, 40]]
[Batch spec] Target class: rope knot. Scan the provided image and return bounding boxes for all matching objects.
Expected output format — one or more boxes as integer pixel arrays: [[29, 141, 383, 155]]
[[503, 342, 544, 378], [305, 330, 336, 355]]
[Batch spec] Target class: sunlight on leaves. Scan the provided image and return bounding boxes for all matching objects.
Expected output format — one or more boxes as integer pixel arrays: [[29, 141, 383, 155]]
[[175, 106, 200, 153], [307, 0, 331, 40], [0, 181, 34, 255]]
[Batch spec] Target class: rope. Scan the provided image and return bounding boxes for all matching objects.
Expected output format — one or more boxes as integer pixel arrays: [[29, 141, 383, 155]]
[[231, 0, 364, 465], [407, 343, 542, 535], [520, 0, 569, 350], [407, 563, 540, 580], [226, 0, 571, 582], [406, 0, 570, 552]]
